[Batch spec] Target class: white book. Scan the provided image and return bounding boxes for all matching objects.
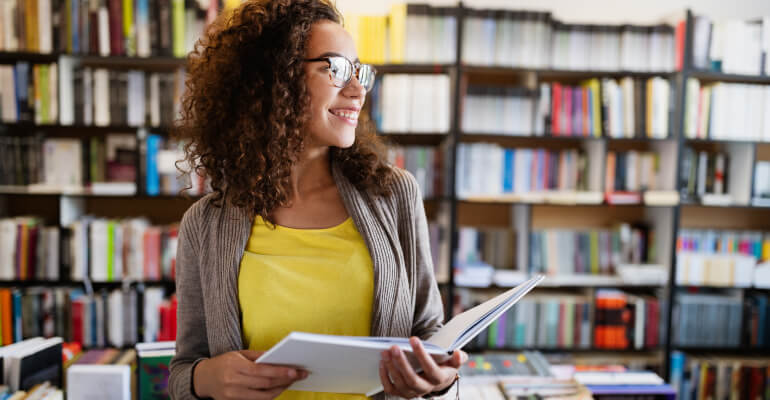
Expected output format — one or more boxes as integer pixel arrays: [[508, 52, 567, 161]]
[[0, 337, 46, 386], [108, 291, 124, 347], [98, 6, 110, 56], [83, 68, 94, 125], [58, 57, 75, 125], [90, 220, 109, 281], [136, 0, 150, 57], [0, 219, 17, 280], [1, 0, 18, 51], [44, 227, 59, 280], [0, 65, 17, 122], [38, 0, 52, 53], [93, 69, 110, 126], [256, 275, 545, 396], [67, 365, 131, 400]]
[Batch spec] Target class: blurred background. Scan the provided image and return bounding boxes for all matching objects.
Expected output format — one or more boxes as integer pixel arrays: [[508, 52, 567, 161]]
[[1, 0, 770, 399]]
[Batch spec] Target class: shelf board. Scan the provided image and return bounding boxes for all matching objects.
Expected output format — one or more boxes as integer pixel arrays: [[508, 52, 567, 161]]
[[76, 55, 186, 70], [680, 201, 770, 210], [688, 69, 770, 85], [468, 347, 663, 354], [673, 346, 770, 356], [685, 137, 770, 145], [0, 122, 171, 136], [373, 63, 453, 74], [378, 132, 450, 146], [0, 51, 60, 63], [461, 65, 676, 80], [0, 279, 175, 287], [459, 133, 673, 145]]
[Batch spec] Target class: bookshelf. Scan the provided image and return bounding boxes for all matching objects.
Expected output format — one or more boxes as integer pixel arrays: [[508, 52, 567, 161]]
[[1, 4, 770, 394]]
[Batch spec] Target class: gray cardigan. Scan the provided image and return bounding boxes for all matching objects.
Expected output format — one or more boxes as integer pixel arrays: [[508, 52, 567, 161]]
[[169, 164, 446, 400]]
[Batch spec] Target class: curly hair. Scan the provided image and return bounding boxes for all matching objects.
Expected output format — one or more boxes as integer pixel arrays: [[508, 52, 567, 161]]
[[175, 0, 394, 222]]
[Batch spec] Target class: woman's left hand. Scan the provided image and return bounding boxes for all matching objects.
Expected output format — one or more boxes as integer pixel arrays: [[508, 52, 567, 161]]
[[379, 337, 468, 399]]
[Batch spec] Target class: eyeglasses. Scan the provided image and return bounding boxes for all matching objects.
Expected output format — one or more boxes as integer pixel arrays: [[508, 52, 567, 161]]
[[304, 56, 376, 92]]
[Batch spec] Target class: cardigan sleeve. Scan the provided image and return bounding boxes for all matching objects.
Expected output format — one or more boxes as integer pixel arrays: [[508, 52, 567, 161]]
[[169, 205, 211, 400], [403, 172, 445, 340]]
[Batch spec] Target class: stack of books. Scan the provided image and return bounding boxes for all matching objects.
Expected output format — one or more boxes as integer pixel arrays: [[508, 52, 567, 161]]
[[688, 16, 770, 75], [683, 80, 770, 141]]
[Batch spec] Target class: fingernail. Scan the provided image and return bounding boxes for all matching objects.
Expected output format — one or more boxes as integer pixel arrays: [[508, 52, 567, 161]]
[[301, 371, 309, 379], [287, 369, 297, 378]]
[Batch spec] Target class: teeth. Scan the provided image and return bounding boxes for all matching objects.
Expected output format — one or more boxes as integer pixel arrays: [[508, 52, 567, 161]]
[[332, 110, 359, 120]]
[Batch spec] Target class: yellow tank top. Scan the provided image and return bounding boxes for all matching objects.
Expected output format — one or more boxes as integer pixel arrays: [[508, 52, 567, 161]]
[[238, 215, 374, 400]]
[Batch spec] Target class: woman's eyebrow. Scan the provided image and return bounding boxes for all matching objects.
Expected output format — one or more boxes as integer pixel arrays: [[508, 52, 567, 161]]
[[316, 51, 360, 63]]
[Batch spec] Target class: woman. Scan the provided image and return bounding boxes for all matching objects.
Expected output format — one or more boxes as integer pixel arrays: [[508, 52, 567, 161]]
[[169, 0, 466, 399]]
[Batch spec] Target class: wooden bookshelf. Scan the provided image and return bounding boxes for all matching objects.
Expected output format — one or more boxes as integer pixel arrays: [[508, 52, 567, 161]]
[[3, 7, 770, 385]]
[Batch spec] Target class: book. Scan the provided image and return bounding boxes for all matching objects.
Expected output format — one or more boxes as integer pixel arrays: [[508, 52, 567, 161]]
[[255, 275, 544, 396]]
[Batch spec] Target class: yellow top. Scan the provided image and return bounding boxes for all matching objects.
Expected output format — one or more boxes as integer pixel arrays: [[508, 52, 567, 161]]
[[238, 215, 374, 400]]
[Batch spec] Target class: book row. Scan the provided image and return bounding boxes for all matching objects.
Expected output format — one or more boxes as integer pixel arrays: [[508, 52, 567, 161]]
[[0, 0, 221, 58], [0, 285, 175, 348], [672, 292, 743, 347], [455, 144, 591, 198], [679, 149, 731, 202], [385, 145, 445, 199], [690, 15, 770, 76], [346, 4, 457, 65], [671, 352, 770, 400], [676, 228, 770, 287], [457, 290, 661, 350], [461, 9, 675, 72], [0, 337, 63, 393], [455, 227, 516, 270], [604, 151, 663, 194], [0, 61, 185, 127], [0, 135, 208, 196], [0, 216, 179, 282], [684, 80, 770, 142], [530, 224, 657, 276], [461, 77, 671, 139], [371, 74, 451, 133]]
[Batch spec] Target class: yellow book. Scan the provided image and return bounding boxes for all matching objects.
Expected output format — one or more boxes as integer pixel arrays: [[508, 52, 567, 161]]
[[582, 79, 602, 137], [388, 3, 406, 64], [699, 86, 712, 139], [762, 236, 770, 261], [123, 0, 135, 56], [27, 0, 39, 52]]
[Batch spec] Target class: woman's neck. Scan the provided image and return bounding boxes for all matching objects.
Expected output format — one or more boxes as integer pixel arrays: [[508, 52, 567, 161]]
[[289, 145, 334, 201]]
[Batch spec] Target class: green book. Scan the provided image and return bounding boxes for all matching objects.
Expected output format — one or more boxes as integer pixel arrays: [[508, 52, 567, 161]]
[[138, 351, 174, 400], [172, 0, 186, 58], [589, 231, 599, 274], [487, 320, 498, 348], [106, 221, 115, 281]]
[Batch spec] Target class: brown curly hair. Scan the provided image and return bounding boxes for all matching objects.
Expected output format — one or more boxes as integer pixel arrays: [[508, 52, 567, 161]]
[[175, 0, 394, 221]]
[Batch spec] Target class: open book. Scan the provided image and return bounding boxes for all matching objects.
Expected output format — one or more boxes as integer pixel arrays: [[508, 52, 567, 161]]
[[255, 275, 544, 396]]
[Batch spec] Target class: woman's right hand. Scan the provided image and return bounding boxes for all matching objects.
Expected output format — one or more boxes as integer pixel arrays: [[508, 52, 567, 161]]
[[193, 350, 308, 400]]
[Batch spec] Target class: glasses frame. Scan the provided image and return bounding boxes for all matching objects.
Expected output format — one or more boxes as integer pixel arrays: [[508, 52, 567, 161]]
[[303, 56, 377, 92]]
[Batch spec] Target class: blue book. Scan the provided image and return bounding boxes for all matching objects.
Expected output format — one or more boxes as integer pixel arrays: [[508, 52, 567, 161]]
[[758, 295, 767, 347], [145, 134, 162, 196], [669, 351, 685, 399], [502, 149, 514, 193], [13, 63, 29, 121], [12, 290, 22, 343], [71, 0, 80, 53]]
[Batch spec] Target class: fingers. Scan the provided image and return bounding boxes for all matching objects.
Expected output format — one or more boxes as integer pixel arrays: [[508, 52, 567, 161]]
[[383, 345, 433, 397], [408, 337, 443, 386], [442, 349, 467, 369], [238, 349, 265, 361], [240, 372, 308, 390]]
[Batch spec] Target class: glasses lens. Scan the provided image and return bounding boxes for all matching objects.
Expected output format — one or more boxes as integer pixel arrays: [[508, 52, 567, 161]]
[[328, 57, 352, 88], [357, 64, 376, 92]]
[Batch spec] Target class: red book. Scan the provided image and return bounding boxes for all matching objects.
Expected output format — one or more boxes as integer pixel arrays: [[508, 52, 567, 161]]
[[27, 226, 38, 281], [143, 228, 161, 280], [552, 83, 562, 134], [108, 0, 124, 55], [564, 86, 573, 136], [675, 20, 686, 71], [72, 300, 84, 345], [1, 289, 12, 344]]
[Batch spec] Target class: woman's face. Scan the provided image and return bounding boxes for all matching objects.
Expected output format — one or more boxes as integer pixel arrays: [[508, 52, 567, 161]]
[[303, 20, 366, 149]]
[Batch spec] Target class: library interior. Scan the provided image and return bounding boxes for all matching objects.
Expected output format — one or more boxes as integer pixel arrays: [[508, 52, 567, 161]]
[[1, 0, 770, 399]]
